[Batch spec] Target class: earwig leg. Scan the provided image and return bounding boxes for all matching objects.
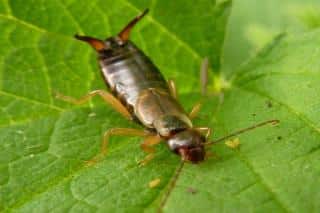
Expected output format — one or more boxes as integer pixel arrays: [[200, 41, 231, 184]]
[[167, 79, 178, 99], [139, 135, 162, 166], [140, 134, 162, 153], [55, 90, 132, 120], [85, 128, 149, 166], [188, 58, 209, 119], [189, 102, 202, 120], [102, 128, 149, 156], [195, 127, 212, 139], [200, 57, 209, 96], [138, 154, 155, 167]]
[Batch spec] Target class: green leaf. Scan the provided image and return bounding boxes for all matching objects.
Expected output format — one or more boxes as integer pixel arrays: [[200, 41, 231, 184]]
[[163, 31, 320, 212], [222, 0, 320, 75], [2, 0, 319, 212], [0, 0, 231, 212]]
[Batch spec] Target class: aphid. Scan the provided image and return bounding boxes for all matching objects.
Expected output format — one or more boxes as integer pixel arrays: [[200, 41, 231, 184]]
[[56, 9, 279, 165]]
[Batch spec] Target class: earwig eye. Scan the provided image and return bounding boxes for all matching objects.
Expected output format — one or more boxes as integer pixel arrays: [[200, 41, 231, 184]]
[[105, 41, 111, 47]]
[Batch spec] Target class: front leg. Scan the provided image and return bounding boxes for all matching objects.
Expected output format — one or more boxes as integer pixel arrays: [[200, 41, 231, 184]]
[[139, 134, 162, 166], [189, 102, 202, 120], [85, 128, 150, 166], [195, 127, 212, 139]]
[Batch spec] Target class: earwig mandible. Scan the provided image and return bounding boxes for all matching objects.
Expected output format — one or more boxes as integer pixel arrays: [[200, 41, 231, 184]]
[[56, 9, 279, 164]]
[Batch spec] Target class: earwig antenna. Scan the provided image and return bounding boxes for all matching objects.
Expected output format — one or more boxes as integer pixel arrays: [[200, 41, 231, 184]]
[[205, 119, 279, 146], [200, 57, 209, 96], [118, 8, 149, 42], [74, 34, 106, 51], [158, 160, 185, 212]]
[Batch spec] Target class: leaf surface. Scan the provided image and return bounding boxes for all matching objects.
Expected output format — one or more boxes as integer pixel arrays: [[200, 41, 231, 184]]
[[0, 0, 231, 212], [163, 31, 320, 212], [222, 0, 320, 75], [1, 0, 319, 213]]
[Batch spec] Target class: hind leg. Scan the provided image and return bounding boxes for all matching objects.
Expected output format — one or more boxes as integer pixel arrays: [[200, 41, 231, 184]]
[[200, 57, 209, 95], [195, 127, 212, 139], [55, 90, 132, 120]]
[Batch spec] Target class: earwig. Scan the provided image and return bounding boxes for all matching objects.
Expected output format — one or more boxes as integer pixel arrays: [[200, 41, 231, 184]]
[[56, 9, 279, 165]]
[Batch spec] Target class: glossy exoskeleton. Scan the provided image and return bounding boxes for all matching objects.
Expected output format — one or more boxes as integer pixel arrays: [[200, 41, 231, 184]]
[[57, 9, 278, 164]]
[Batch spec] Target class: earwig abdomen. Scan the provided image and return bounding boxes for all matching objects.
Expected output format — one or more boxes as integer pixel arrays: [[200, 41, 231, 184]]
[[99, 40, 168, 112], [98, 39, 192, 135]]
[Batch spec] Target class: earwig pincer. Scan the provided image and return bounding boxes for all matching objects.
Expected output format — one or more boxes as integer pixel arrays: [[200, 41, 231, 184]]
[[57, 9, 279, 164]]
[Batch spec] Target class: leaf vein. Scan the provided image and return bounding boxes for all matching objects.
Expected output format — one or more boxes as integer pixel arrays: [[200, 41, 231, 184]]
[[0, 90, 63, 112], [236, 152, 291, 212], [236, 85, 320, 135], [36, 38, 54, 105]]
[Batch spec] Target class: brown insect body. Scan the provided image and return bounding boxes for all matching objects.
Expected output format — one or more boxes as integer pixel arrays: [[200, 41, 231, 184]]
[[98, 38, 192, 130], [63, 10, 280, 211], [76, 10, 205, 163], [72, 9, 278, 164]]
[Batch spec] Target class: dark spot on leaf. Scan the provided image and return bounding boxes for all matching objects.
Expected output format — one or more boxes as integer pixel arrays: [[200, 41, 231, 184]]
[[277, 136, 282, 140], [266, 100, 273, 108], [186, 187, 197, 194], [252, 113, 256, 116]]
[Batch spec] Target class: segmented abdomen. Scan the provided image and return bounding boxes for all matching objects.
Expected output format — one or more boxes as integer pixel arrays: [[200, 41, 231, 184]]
[[99, 41, 169, 113]]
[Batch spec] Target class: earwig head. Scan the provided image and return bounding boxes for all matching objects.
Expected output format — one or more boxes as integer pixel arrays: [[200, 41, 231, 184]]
[[168, 129, 206, 163], [178, 146, 205, 163], [74, 9, 148, 51]]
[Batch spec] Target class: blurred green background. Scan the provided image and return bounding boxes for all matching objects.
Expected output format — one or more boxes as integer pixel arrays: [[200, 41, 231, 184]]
[[223, 0, 320, 76]]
